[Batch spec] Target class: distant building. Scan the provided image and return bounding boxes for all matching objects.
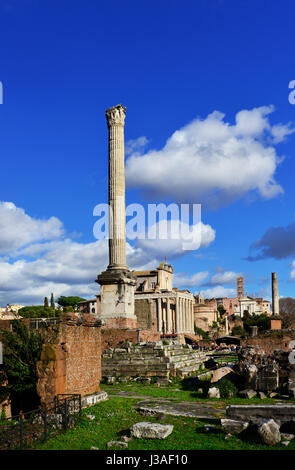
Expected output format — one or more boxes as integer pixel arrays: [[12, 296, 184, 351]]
[[233, 295, 271, 317], [0, 304, 24, 320], [133, 263, 195, 335], [194, 292, 216, 331], [78, 298, 99, 315], [237, 276, 244, 298]]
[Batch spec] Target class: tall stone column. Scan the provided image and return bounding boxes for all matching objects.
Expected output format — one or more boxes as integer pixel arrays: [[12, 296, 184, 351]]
[[96, 104, 137, 328], [272, 272, 279, 316], [190, 300, 194, 333], [106, 105, 128, 270]]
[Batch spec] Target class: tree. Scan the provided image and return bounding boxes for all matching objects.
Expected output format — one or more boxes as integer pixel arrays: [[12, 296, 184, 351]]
[[57, 296, 86, 310], [279, 297, 295, 328], [0, 320, 43, 412], [217, 305, 226, 317], [231, 325, 246, 337], [50, 293, 55, 309], [243, 313, 271, 332], [18, 305, 56, 319], [44, 297, 49, 309]]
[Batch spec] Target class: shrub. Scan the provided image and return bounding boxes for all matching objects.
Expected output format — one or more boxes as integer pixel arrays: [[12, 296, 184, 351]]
[[215, 378, 238, 398], [231, 325, 246, 337], [194, 325, 210, 340]]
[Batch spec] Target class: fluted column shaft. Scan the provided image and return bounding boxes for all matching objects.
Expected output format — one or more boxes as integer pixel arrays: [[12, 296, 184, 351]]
[[106, 105, 128, 270]]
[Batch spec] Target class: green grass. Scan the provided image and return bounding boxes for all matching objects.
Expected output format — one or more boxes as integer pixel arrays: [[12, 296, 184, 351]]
[[34, 397, 295, 450], [99, 381, 283, 405]]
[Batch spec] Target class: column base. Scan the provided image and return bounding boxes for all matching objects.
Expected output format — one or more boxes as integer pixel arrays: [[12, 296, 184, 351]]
[[96, 268, 137, 327]]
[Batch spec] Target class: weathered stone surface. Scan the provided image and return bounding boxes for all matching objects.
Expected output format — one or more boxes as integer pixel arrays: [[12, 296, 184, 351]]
[[238, 389, 257, 399], [258, 392, 267, 399], [107, 440, 128, 448], [130, 422, 173, 439], [227, 404, 295, 424], [221, 419, 249, 435], [238, 346, 280, 392], [258, 419, 281, 446], [281, 433, 295, 441], [211, 367, 234, 383], [90, 446, 99, 450], [136, 400, 224, 420], [107, 376, 116, 384], [289, 388, 295, 398], [256, 365, 279, 392], [208, 387, 220, 399], [244, 364, 258, 389], [86, 414, 96, 420], [81, 391, 108, 408]]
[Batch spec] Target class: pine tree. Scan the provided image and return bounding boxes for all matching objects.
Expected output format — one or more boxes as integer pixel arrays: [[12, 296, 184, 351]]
[[50, 293, 55, 318], [44, 296, 49, 309]]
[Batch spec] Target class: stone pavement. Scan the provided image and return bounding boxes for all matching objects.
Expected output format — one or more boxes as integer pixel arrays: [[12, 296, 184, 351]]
[[133, 398, 225, 419]]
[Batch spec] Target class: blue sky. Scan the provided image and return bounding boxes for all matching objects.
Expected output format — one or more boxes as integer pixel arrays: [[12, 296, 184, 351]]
[[0, 0, 295, 305]]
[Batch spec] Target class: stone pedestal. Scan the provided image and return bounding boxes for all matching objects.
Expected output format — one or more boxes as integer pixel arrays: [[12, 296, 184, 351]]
[[97, 269, 137, 328]]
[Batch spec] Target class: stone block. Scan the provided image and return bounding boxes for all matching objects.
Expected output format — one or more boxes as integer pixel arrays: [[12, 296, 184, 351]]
[[238, 389, 257, 399], [107, 441, 128, 448], [221, 419, 249, 435], [130, 422, 173, 439], [258, 419, 281, 446], [208, 387, 220, 399]]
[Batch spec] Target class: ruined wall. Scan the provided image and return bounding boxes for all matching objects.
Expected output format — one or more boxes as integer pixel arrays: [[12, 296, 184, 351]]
[[101, 327, 160, 352], [241, 330, 295, 354], [102, 342, 207, 381], [36, 313, 102, 406]]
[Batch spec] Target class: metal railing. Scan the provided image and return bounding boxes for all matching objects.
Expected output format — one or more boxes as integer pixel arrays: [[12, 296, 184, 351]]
[[29, 317, 60, 330], [0, 393, 81, 450]]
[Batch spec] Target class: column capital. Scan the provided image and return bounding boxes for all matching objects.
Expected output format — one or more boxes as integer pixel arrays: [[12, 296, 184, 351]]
[[106, 104, 126, 127]]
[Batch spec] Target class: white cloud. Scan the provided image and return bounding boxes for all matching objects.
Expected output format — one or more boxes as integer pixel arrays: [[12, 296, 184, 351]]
[[0, 202, 64, 255], [125, 136, 149, 156], [125, 106, 289, 207], [0, 200, 164, 305], [174, 271, 209, 288], [0, 238, 160, 305], [0, 200, 215, 305], [290, 261, 295, 281], [199, 286, 236, 299], [206, 270, 242, 286], [135, 219, 215, 258]]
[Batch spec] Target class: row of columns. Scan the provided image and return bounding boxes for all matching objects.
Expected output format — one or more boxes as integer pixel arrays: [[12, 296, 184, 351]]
[[157, 296, 194, 334]]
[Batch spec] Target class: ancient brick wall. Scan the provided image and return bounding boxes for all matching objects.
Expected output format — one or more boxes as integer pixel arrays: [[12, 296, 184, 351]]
[[241, 330, 295, 354], [36, 313, 102, 406], [101, 328, 160, 352]]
